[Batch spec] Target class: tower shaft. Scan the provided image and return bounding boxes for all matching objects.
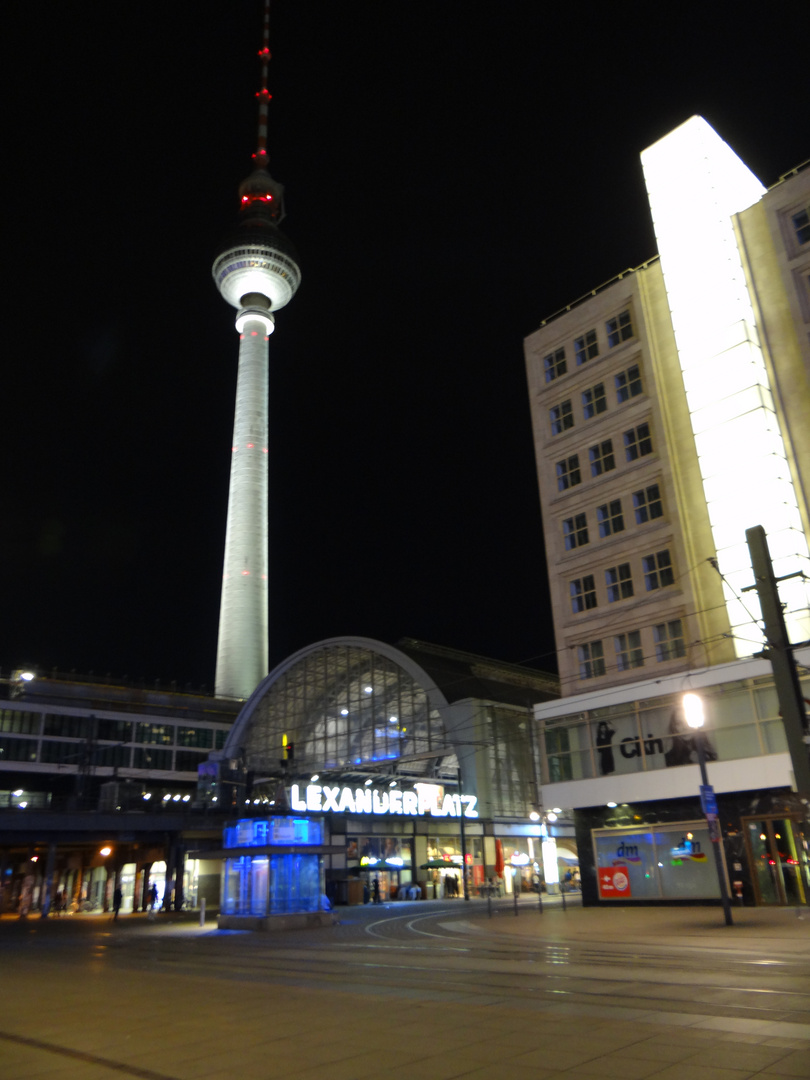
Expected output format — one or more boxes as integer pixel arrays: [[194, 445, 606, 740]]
[[215, 319, 270, 699]]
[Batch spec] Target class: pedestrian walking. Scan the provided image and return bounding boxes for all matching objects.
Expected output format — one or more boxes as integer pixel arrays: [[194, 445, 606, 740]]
[[113, 886, 123, 920]]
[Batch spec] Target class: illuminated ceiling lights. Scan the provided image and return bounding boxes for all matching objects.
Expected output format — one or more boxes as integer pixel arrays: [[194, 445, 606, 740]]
[[641, 117, 810, 651]]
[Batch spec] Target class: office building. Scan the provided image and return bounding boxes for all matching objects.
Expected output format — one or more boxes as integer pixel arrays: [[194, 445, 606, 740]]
[[524, 117, 810, 907], [525, 117, 810, 697]]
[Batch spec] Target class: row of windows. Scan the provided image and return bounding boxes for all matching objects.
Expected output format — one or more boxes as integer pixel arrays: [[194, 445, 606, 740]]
[[0, 737, 212, 773], [543, 309, 635, 383], [549, 364, 643, 434], [561, 485, 664, 550], [577, 618, 686, 680], [556, 427, 654, 494], [568, 548, 675, 614], [0, 710, 223, 749]]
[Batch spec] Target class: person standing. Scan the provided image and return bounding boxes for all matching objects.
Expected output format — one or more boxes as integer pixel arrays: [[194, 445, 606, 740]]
[[372, 876, 381, 905], [113, 885, 123, 920]]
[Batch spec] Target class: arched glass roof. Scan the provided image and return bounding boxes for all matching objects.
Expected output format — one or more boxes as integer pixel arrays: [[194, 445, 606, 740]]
[[223, 638, 453, 779]]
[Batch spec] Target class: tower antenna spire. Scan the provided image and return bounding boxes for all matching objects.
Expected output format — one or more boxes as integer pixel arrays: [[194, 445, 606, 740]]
[[254, 0, 272, 168]]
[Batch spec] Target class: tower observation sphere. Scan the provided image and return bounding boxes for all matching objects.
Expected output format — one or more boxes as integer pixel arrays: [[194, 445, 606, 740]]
[[213, 1, 301, 701]]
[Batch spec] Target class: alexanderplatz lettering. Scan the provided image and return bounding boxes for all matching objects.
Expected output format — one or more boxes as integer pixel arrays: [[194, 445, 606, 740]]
[[290, 782, 478, 819]]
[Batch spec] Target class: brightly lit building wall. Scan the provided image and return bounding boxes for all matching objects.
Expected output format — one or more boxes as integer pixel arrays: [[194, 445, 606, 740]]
[[641, 117, 810, 652]]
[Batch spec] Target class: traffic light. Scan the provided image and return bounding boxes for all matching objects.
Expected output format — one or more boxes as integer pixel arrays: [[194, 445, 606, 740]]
[[285, 742, 295, 762]]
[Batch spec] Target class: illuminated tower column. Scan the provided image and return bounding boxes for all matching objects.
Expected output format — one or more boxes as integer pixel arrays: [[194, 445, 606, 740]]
[[641, 116, 810, 651], [213, 2, 301, 699], [216, 304, 273, 698]]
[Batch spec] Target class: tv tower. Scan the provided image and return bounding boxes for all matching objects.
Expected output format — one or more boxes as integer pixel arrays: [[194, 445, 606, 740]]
[[213, 1, 301, 699]]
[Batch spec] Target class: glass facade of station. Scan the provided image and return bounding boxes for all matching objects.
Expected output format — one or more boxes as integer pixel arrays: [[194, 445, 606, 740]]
[[238, 643, 448, 775]]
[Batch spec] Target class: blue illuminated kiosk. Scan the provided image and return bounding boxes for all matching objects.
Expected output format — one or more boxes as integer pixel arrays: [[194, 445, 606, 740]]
[[219, 814, 336, 931]]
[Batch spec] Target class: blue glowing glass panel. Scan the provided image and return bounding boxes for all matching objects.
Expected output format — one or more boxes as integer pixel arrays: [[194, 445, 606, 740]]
[[223, 815, 324, 849]]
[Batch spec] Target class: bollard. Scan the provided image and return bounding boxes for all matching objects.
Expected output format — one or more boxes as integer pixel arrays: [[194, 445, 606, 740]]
[[513, 884, 518, 916], [199, 897, 206, 926], [487, 889, 492, 919], [538, 886, 543, 914], [561, 886, 566, 911]]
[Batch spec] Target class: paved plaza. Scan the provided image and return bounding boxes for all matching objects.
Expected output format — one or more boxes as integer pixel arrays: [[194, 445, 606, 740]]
[[1, 899, 810, 1079]]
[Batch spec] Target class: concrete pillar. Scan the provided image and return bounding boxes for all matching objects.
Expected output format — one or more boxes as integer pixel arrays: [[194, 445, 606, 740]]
[[39, 842, 58, 918]]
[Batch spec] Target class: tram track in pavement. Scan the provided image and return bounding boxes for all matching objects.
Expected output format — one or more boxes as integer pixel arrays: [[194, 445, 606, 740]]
[[14, 908, 807, 1028]]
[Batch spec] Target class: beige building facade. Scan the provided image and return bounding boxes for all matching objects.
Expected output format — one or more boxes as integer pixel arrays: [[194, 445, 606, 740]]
[[525, 119, 810, 698]]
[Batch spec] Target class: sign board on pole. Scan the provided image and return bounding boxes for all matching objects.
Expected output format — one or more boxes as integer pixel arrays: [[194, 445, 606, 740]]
[[700, 784, 718, 817]]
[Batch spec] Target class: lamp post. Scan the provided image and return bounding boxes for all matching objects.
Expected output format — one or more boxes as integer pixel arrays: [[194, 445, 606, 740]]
[[682, 693, 733, 926]]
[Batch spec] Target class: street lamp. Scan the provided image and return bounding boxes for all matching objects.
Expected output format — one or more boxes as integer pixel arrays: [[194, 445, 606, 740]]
[[682, 693, 733, 926]]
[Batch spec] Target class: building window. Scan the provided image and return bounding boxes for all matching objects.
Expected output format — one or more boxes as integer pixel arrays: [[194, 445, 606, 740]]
[[606, 563, 633, 602], [135, 723, 174, 745], [575, 329, 599, 365], [582, 383, 607, 419], [624, 422, 653, 461], [597, 499, 624, 537], [654, 619, 686, 661], [556, 454, 581, 491], [633, 483, 663, 523], [615, 364, 642, 402], [643, 549, 675, 590], [563, 514, 589, 551], [544, 347, 567, 382], [177, 727, 214, 749], [175, 749, 209, 772], [589, 439, 615, 477], [570, 575, 597, 613], [792, 208, 810, 246], [615, 631, 644, 671], [606, 309, 633, 347], [578, 640, 605, 679], [550, 400, 574, 435]]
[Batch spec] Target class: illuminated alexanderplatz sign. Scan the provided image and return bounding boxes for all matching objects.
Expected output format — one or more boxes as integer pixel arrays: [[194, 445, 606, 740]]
[[290, 781, 479, 819]]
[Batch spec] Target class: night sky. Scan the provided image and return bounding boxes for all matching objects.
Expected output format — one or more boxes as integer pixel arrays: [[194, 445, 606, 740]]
[[4, 2, 807, 690]]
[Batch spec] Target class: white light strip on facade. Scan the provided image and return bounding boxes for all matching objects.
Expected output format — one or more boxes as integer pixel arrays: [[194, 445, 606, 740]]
[[641, 117, 810, 651]]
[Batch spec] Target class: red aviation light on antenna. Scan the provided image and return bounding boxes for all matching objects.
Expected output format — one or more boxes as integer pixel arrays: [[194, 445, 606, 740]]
[[258, 47, 271, 60], [255, 88, 273, 101]]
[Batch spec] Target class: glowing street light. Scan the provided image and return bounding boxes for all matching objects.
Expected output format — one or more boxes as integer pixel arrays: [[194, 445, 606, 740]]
[[682, 693, 733, 926]]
